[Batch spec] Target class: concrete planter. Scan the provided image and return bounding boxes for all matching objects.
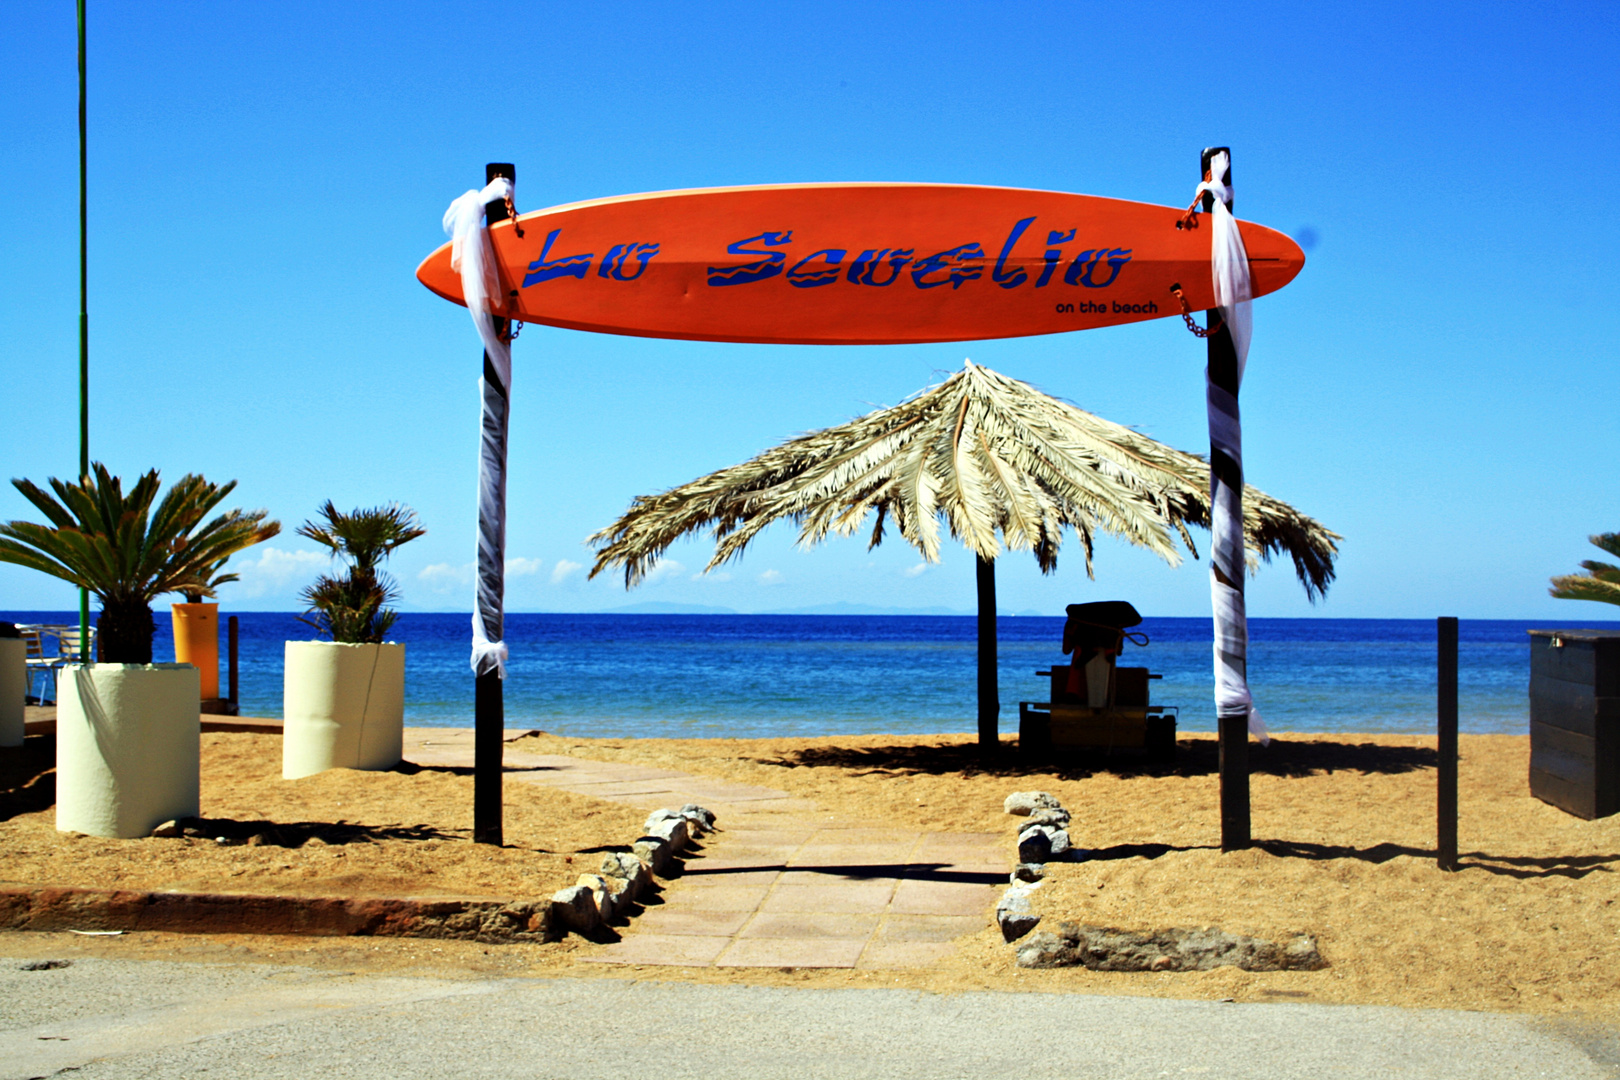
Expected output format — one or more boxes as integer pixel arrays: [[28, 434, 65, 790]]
[[283, 641, 404, 780], [0, 637, 25, 746], [56, 663, 201, 838]]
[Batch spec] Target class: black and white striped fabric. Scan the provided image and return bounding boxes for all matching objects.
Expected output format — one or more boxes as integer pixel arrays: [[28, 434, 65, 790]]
[[442, 177, 514, 678], [1196, 152, 1267, 744]]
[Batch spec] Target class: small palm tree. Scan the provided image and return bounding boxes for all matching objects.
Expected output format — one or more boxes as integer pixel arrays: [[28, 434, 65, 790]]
[[0, 464, 280, 662], [1550, 533, 1620, 607], [297, 502, 425, 643]]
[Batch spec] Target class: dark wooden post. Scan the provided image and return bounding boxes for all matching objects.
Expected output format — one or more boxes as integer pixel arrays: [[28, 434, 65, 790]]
[[1203, 146, 1251, 851], [473, 162, 514, 847], [976, 554, 999, 751], [227, 615, 239, 715], [1437, 616, 1459, 870]]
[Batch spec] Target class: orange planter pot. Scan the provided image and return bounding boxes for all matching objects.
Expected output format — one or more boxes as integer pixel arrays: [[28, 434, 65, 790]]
[[170, 603, 219, 700]]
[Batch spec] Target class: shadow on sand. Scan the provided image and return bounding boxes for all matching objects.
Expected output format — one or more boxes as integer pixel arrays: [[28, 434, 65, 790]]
[[758, 736, 1437, 781]]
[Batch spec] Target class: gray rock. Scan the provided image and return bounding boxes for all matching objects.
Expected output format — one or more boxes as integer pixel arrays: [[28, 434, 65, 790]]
[[646, 816, 690, 852], [1015, 923, 1329, 972], [1010, 863, 1045, 884], [599, 852, 648, 897], [1016, 826, 1054, 865], [1004, 791, 1062, 816], [1024, 808, 1071, 829], [549, 884, 599, 934], [632, 836, 671, 874], [995, 890, 1041, 942], [1047, 829, 1072, 856], [679, 804, 717, 833]]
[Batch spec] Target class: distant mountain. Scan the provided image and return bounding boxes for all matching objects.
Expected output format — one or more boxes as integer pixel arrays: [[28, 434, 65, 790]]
[[605, 601, 741, 615], [761, 601, 970, 616]]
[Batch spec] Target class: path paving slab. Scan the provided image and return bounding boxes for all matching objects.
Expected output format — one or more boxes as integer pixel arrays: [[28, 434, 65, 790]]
[[397, 727, 1006, 970]]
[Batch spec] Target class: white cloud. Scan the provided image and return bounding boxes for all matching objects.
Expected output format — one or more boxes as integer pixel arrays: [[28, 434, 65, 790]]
[[506, 557, 543, 577], [550, 559, 583, 585], [229, 547, 327, 598], [418, 562, 474, 593], [756, 569, 784, 585], [641, 559, 686, 586], [903, 562, 931, 578]]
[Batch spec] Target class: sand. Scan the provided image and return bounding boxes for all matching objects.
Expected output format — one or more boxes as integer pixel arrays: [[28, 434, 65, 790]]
[[4, 727, 1619, 1019], [0, 731, 645, 900]]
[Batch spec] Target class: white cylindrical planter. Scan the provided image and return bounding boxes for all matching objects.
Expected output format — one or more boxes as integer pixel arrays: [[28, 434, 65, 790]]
[[283, 641, 405, 780], [56, 663, 200, 838], [0, 637, 25, 746]]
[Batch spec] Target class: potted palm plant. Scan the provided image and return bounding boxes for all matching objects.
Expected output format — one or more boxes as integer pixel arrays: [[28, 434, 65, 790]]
[[0, 465, 278, 837], [283, 501, 424, 780]]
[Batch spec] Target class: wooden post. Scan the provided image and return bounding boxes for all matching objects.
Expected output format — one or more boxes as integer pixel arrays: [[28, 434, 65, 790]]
[[1203, 146, 1251, 852], [975, 555, 999, 751], [1437, 616, 1459, 871], [473, 162, 514, 847], [227, 615, 239, 715]]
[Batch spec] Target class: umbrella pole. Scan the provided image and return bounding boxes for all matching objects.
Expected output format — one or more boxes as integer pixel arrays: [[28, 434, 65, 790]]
[[976, 555, 999, 750], [473, 163, 515, 847], [1202, 146, 1251, 851]]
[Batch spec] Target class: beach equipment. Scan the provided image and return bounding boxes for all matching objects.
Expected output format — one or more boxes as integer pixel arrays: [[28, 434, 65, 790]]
[[1018, 601, 1179, 757], [586, 360, 1338, 749]]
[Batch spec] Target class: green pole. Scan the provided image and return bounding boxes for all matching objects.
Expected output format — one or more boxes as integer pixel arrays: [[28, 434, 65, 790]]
[[77, 0, 90, 661]]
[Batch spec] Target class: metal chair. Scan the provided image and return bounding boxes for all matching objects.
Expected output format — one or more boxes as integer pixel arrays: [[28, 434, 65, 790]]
[[19, 624, 94, 705]]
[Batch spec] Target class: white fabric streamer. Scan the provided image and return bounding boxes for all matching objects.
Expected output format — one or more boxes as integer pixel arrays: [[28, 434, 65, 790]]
[[442, 177, 515, 678], [1197, 151, 1267, 745], [443, 177, 514, 387]]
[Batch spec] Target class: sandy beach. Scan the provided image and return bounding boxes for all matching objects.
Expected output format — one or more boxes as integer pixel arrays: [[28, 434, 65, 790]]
[[4, 727, 1618, 1020]]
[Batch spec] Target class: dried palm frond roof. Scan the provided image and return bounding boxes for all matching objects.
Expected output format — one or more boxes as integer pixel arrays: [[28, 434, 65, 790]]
[[589, 361, 1338, 598]]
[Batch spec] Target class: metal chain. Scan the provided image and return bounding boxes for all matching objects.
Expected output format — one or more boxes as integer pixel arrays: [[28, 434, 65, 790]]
[[503, 191, 524, 238], [1169, 283, 1222, 339]]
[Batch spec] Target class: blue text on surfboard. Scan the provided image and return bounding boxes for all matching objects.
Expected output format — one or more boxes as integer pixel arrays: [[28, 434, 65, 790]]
[[520, 219, 1132, 294]]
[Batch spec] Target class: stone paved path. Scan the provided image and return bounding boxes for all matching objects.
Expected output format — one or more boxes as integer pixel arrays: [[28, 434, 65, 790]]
[[406, 727, 1006, 968]]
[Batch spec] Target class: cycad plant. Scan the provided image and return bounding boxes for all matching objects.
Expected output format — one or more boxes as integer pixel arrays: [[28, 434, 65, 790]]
[[297, 502, 425, 643], [0, 464, 280, 662], [1549, 533, 1620, 607]]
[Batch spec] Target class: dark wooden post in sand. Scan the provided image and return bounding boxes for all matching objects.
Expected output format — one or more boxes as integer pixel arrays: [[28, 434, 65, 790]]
[[474, 162, 515, 847], [1202, 146, 1251, 851], [1437, 616, 1459, 870], [227, 615, 239, 716], [976, 555, 999, 751]]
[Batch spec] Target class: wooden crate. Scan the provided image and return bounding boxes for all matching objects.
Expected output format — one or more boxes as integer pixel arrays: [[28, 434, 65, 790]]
[[1049, 705, 1149, 748], [1529, 629, 1620, 820]]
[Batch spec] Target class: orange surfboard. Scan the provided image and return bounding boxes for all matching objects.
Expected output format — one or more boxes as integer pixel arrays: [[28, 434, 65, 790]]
[[416, 183, 1304, 345]]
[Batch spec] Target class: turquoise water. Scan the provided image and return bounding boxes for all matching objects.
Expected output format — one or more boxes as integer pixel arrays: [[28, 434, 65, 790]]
[[12, 611, 1612, 739]]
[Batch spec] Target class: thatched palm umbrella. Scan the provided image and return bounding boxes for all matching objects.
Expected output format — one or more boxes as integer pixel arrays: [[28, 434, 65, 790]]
[[589, 361, 1338, 747]]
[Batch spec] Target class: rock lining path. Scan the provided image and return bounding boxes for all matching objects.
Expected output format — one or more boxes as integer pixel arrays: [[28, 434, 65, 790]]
[[407, 728, 1005, 968]]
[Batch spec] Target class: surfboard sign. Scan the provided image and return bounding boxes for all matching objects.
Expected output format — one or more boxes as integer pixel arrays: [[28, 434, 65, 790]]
[[417, 182, 1304, 345]]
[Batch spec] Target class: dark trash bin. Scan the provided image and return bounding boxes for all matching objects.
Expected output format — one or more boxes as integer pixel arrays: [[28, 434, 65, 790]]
[[1529, 629, 1620, 819]]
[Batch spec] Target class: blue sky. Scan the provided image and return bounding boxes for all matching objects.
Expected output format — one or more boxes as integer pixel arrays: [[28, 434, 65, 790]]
[[1, 1, 1615, 619]]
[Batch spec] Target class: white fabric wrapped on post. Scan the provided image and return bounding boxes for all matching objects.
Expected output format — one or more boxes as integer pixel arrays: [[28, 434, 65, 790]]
[[1196, 151, 1267, 745], [442, 176, 515, 678]]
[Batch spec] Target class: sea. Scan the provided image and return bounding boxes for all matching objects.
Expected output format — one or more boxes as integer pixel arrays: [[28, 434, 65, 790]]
[[8, 612, 1616, 740]]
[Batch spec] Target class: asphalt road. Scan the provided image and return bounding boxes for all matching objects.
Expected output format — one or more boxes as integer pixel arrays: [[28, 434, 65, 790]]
[[3, 955, 1615, 1079]]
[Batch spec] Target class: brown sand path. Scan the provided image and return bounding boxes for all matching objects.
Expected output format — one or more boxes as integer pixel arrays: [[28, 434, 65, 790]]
[[406, 727, 1007, 968]]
